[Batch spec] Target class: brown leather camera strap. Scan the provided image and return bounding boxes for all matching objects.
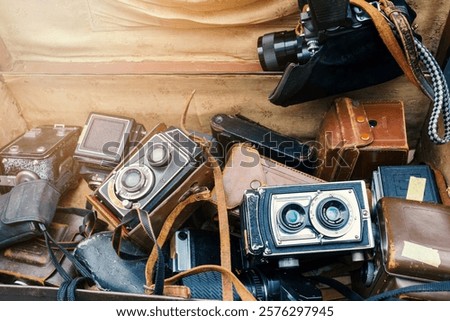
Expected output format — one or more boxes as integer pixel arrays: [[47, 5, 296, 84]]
[[349, 0, 420, 90], [157, 265, 256, 301], [145, 91, 250, 300], [380, 0, 433, 98]]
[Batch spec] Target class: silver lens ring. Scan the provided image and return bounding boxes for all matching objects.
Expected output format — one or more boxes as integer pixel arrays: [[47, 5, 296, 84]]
[[147, 142, 171, 167], [114, 164, 154, 201], [277, 203, 307, 233], [309, 192, 355, 238]]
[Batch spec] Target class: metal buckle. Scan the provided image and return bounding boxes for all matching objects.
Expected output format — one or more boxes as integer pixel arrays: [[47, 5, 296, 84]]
[[354, 1, 382, 23]]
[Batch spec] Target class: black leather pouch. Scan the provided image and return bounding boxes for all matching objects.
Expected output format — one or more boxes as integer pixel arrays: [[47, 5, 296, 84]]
[[74, 232, 147, 294], [269, 0, 416, 106], [0, 180, 61, 249]]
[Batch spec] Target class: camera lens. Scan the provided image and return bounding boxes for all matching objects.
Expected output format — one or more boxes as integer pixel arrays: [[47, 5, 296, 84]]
[[147, 143, 170, 167], [257, 30, 312, 71], [121, 168, 145, 192], [258, 30, 299, 71], [279, 203, 306, 232], [114, 164, 155, 201], [318, 199, 349, 230]]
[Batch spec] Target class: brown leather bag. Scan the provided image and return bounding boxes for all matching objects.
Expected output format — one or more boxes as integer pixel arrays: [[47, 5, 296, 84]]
[[353, 197, 450, 300], [315, 97, 409, 182]]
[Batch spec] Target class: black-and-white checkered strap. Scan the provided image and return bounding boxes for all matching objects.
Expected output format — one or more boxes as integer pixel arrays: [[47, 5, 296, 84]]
[[415, 39, 450, 144]]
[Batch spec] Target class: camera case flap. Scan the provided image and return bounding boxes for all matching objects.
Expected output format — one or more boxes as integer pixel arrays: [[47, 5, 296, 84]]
[[241, 180, 374, 261], [210, 114, 315, 173], [314, 97, 409, 182], [0, 125, 81, 194], [0, 180, 60, 250], [0, 208, 87, 286], [353, 197, 450, 300], [211, 144, 324, 209]]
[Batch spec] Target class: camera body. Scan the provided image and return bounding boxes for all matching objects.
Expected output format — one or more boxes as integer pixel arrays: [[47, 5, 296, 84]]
[[74, 113, 147, 190], [240, 180, 374, 261], [95, 125, 203, 220], [0, 124, 81, 194]]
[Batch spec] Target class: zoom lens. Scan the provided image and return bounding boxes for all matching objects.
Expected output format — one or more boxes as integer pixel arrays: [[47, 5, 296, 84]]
[[317, 199, 349, 230], [279, 203, 306, 232], [257, 30, 311, 71]]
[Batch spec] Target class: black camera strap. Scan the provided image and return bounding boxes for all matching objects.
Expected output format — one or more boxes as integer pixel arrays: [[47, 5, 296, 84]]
[[39, 222, 94, 301], [38, 207, 102, 300], [368, 281, 450, 301]]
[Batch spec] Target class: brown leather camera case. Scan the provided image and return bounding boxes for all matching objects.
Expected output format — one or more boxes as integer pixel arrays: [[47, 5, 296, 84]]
[[315, 97, 409, 182], [212, 144, 325, 209], [354, 197, 450, 300]]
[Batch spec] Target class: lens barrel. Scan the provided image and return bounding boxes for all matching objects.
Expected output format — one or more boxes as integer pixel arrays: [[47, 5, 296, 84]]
[[257, 30, 303, 71]]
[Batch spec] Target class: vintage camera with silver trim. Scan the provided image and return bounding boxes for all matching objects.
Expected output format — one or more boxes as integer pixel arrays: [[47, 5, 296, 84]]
[[74, 113, 147, 190], [0, 124, 81, 194], [240, 180, 374, 262], [95, 125, 203, 220]]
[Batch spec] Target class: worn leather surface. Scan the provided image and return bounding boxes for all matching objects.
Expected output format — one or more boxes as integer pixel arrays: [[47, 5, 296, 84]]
[[212, 144, 324, 209], [74, 231, 147, 294], [0, 180, 60, 249], [378, 197, 450, 280], [0, 208, 85, 286], [315, 97, 408, 181]]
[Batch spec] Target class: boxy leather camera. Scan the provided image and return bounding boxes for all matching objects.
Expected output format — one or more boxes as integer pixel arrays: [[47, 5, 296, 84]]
[[95, 125, 203, 220], [240, 180, 374, 262]]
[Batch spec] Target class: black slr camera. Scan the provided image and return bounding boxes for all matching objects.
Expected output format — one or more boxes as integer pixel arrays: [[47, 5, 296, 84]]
[[258, 0, 412, 71], [95, 125, 203, 219], [240, 181, 374, 263], [258, 0, 362, 71], [257, 0, 416, 105]]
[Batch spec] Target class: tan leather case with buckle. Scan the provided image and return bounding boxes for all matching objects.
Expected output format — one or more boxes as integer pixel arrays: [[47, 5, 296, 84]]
[[315, 97, 409, 182]]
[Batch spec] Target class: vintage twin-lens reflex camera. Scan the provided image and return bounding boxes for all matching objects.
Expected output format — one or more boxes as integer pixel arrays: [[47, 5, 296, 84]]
[[74, 113, 146, 190], [0, 124, 81, 194], [95, 125, 203, 220], [240, 180, 374, 264]]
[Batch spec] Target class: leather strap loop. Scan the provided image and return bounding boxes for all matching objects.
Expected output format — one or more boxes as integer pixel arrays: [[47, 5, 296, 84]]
[[349, 0, 421, 90]]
